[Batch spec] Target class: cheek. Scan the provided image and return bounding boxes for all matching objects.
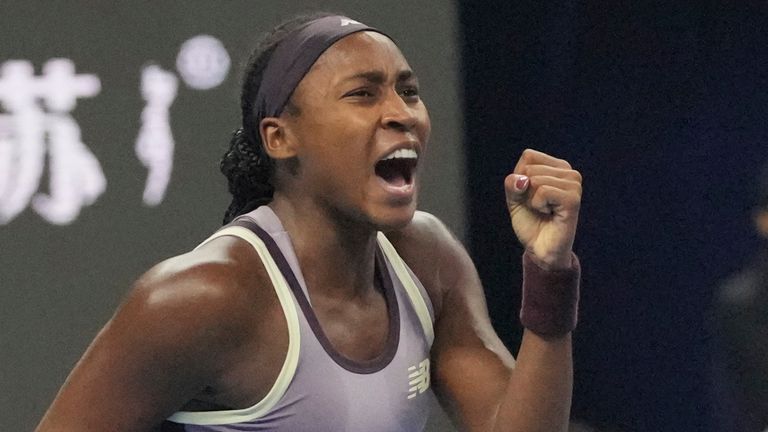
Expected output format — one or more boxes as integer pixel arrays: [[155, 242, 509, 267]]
[[417, 107, 432, 145], [322, 115, 376, 153], [303, 121, 374, 178]]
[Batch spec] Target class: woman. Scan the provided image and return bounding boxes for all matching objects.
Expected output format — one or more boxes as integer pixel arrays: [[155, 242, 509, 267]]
[[35, 13, 582, 432]]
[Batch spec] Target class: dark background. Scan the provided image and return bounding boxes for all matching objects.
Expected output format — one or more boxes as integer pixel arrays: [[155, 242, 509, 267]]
[[462, 1, 768, 431]]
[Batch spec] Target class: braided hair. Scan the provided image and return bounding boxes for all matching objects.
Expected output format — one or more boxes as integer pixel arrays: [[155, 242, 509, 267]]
[[220, 12, 335, 224]]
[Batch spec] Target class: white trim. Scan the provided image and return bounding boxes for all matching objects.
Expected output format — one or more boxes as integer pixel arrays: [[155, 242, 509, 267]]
[[376, 232, 435, 346], [167, 226, 301, 425]]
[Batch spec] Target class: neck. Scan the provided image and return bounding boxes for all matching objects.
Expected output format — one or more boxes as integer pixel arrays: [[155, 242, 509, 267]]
[[268, 193, 378, 300]]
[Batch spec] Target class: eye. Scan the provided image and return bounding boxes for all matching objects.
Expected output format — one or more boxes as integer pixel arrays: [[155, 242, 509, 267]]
[[345, 88, 376, 98], [399, 85, 420, 99]]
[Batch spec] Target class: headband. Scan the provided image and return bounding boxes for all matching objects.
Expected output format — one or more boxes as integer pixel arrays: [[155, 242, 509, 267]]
[[254, 15, 390, 120]]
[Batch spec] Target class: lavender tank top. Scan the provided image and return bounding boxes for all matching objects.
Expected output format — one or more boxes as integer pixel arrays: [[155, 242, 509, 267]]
[[163, 206, 435, 431]]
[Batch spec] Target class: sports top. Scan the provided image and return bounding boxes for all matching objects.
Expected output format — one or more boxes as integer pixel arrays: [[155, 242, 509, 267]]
[[162, 206, 435, 431]]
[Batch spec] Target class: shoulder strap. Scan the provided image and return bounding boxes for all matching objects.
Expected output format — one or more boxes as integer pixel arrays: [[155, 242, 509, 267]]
[[376, 232, 435, 346], [167, 225, 301, 425]]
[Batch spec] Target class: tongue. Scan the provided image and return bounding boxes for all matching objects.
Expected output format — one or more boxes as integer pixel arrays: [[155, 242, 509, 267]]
[[384, 173, 408, 187]]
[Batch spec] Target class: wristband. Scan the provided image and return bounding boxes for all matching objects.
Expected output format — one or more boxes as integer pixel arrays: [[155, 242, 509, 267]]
[[519, 251, 581, 337]]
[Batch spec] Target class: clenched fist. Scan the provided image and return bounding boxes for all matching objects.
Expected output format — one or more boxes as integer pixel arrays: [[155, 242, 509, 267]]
[[505, 149, 582, 270]]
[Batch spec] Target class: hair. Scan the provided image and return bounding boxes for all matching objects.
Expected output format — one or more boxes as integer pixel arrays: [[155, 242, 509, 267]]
[[220, 12, 336, 225]]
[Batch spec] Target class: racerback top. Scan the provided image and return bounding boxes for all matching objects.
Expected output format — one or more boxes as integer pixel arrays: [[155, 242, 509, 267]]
[[162, 206, 435, 431]]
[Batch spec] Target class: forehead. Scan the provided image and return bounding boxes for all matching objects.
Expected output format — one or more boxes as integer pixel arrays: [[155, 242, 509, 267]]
[[307, 31, 412, 81]]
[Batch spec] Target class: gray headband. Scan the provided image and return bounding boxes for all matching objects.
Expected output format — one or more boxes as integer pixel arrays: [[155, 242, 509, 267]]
[[254, 15, 390, 120]]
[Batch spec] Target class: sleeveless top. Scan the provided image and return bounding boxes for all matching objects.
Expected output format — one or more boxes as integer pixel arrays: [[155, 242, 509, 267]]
[[162, 206, 436, 432]]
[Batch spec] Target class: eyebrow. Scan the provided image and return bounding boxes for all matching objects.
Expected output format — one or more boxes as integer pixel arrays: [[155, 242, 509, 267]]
[[340, 69, 416, 85]]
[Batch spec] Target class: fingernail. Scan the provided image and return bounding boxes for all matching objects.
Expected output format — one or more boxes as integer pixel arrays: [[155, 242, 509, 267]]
[[515, 175, 529, 191]]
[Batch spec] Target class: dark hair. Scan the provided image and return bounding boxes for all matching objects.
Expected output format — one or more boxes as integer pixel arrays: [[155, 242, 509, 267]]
[[220, 12, 335, 224]]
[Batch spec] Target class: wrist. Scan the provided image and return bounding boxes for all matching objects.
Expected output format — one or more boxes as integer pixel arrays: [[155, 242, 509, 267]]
[[519, 251, 581, 337], [526, 248, 574, 271], [528, 252, 572, 271]]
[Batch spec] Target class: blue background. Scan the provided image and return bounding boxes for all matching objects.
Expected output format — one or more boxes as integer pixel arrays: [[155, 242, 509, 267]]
[[462, 1, 768, 430]]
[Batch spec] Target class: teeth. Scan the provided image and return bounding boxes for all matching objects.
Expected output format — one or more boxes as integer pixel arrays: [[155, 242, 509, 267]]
[[381, 148, 417, 161]]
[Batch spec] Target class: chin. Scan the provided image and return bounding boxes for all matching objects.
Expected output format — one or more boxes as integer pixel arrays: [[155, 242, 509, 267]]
[[368, 202, 418, 232]]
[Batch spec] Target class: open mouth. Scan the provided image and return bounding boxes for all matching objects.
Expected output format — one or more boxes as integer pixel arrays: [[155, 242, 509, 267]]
[[374, 149, 418, 187]]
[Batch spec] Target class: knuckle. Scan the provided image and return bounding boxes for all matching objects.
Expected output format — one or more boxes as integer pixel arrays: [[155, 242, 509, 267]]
[[520, 149, 534, 162], [539, 184, 556, 194], [571, 169, 582, 183]]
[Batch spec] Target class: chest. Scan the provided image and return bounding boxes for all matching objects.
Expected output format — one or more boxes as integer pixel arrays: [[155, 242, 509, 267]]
[[310, 290, 392, 361], [195, 290, 396, 408], [246, 285, 433, 432]]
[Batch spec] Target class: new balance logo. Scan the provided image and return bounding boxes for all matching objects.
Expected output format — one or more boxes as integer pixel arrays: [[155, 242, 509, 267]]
[[407, 359, 430, 399], [340, 18, 361, 27]]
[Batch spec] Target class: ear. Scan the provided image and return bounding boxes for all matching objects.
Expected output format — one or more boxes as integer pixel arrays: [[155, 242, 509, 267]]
[[259, 117, 298, 160]]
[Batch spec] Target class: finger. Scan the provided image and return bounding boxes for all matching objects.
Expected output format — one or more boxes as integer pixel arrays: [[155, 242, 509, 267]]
[[529, 175, 582, 194], [504, 173, 530, 205], [514, 149, 572, 173], [521, 164, 582, 183], [528, 184, 582, 216]]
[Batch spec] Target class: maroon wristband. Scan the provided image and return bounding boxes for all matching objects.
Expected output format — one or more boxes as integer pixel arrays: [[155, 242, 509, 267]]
[[519, 251, 581, 337]]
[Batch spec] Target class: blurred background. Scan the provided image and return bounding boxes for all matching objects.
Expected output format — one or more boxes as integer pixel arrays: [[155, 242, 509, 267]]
[[2, 1, 767, 431]]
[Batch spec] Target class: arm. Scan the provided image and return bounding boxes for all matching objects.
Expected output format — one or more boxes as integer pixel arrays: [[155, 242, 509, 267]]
[[34, 237, 261, 432], [392, 149, 581, 432]]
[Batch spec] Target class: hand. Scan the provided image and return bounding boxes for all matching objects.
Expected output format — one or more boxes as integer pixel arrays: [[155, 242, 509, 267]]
[[504, 149, 582, 269]]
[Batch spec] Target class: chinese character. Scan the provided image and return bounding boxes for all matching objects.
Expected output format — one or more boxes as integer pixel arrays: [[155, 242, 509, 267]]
[[0, 58, 104, 225], [136, 65, 178, 206], [136, 34, 230, 207]]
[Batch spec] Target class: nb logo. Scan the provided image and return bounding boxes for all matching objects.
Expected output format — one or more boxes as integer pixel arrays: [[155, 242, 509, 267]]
[[340, 18, 361, 27], [407, 358, 430, 399]]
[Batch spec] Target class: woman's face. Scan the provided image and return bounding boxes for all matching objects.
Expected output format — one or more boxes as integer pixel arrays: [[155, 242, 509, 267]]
[[280, 31, 431, 230]]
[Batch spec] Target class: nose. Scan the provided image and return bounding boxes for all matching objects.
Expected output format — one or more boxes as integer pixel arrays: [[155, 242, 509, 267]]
[[381, 89, 418, 131]]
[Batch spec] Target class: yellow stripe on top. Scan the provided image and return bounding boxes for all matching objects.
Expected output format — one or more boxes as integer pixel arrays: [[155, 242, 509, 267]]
[[167, 226, 302, 425], [376, 232, 435, 346]]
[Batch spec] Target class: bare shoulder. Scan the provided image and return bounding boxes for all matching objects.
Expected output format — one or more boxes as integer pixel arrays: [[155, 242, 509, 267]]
[[385, 211, 474, 319], [95, 233, 275, 381], [133, 235, 263, 310], [34, 234, 277, 430], [121, 235, 269, 341]]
